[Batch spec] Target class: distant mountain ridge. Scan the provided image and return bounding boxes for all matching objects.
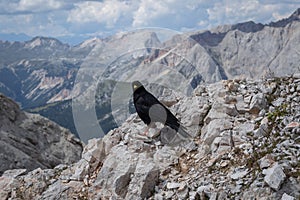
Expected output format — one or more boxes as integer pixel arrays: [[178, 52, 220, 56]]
[[0, 8, 299, 140]]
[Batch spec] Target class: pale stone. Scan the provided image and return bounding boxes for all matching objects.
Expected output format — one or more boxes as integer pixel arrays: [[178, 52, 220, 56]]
[[167, 182, 182, 189], [281, 193, 295, 200], [264, 163, 286, 191], [230, 169, 248, 180], [258, 155, 274, 169]]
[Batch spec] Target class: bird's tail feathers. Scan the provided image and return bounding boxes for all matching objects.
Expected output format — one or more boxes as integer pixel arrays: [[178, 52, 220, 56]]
[[177, 125, 193, 140]]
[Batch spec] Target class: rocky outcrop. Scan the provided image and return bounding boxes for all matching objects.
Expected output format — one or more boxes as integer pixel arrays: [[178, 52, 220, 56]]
[[0, 94, 83, 175], [1, 75, 299, 199]]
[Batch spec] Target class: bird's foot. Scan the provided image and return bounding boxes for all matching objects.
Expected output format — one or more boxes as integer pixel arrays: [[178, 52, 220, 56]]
[[141, 130, 149, 136]]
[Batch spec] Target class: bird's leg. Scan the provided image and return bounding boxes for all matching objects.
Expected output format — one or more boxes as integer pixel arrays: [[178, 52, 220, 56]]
[[141, 126, 150, 136], [141, 122, 156, 137]]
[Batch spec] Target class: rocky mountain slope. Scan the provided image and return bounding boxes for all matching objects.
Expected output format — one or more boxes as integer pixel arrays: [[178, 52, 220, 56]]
[[1, 75, 299, 199], [155, 8, 300, 83], [0, 9, 299, 140], [0, 94, 83, 175]]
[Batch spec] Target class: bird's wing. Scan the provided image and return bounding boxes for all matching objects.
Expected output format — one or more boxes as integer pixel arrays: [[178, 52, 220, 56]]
[[135, 95, 151, 124], [138, 91, 168, 124], [140, 91, 181, 126], [148, 103, 168, 124]]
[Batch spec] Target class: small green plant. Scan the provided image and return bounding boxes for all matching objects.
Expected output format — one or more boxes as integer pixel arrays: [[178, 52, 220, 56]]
[[267, 103, 288, 122]]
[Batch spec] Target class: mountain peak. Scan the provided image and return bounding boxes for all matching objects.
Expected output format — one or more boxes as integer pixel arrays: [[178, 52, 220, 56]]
[[292, 8, 300, 17], [77, 37, 103, 48], [25, 36, 68, 49], [268, 8, 300, 27]]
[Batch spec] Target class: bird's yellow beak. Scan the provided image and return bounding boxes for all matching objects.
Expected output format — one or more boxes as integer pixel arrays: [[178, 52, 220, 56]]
[[132, 81, 143, 91], [133, 84, 139, 90]]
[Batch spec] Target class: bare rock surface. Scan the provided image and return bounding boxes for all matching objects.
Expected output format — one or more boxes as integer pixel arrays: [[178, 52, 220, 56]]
[[0, 94, 83, 175]]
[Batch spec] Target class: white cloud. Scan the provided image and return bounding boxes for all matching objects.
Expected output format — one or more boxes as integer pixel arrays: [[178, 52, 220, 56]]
[[206, 0, 300, 28], [0, 0, 70, 14], [0, 0, 298, 43], [132, 0, 171, 27], [17, 0, 63, 12], [132, 0, 207, 28], [67, 0, 134, 28], [0, 10, 69, 37]]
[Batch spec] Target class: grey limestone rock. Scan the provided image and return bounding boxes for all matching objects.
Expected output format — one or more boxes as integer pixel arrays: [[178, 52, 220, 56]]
[[263, 163, 286, 191], [0, 94, 83, 175]]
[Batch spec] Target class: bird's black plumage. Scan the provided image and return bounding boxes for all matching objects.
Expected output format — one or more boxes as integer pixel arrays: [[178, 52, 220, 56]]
[[132, 81, 191, 139]]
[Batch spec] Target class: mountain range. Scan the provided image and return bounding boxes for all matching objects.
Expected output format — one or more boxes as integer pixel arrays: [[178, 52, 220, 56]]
[[0, 8, 299, 142]]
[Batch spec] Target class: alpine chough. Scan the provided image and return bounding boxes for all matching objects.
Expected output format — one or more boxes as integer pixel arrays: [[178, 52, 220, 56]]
[[132, 81, 192, 139]]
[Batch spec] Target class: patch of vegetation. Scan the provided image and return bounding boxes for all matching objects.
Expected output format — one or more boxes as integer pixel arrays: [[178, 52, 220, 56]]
[[267, 103, 288, 123]]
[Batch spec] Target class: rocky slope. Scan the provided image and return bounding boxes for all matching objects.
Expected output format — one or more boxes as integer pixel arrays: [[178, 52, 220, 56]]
[[0, 9, 299, 140], [1, 75, 299, 199], [0, 94, 83, 175]]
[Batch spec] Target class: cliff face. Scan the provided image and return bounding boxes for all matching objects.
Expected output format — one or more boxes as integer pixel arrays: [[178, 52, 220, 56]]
[[0, 94, 83, 175], [1, 75, 299, 199], [155, 8, 300, 83]]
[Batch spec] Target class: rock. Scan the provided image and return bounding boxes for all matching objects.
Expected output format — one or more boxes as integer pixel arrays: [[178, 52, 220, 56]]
[[89, 145, 138, 198], [0, 175, 17, 199], [177, 185, 189, 199], [235, 95, 248, 114], [258, 155, 274, 169], [285, 122, 300, 130], [189, 191, 200, 200], [201, 118, 232, 148], [224, 95, 237, 104], [225, 104, 239, 116], [211, 134, 232, 154], [166, 182, 182, 189], [0, 94, 83, 175], [153, 146, 179, 170], [234, 122, 255, 136], [249, 93, 267, 115], [230, 168, 248, 180], [281, 193, 295, 200], [197, 184, 213, 195], [154, 193, 164, 200], [69, 159, 89, 181], [231, 184, 242, 194], [126, 154, 159, 199], [210, 192, 218, 200], [160, 126, 188, 145], [272, 97, 286, 107], [89, 142, 159, 199], [204, 101, 229, 123], [254, 117, 269, 137], [176, 95, 210, 134], [81, 138, 106, 171], [263, 163, 286, 191], [225, 80, 239, 92], [1, 169, 27, 178]]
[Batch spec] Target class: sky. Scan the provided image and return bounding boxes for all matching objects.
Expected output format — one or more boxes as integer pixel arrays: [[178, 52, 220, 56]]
[[0, 0, 299, 44]]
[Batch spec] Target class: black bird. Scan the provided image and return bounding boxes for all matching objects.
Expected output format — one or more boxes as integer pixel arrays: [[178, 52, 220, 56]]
[[132, 81, 192, 139]]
